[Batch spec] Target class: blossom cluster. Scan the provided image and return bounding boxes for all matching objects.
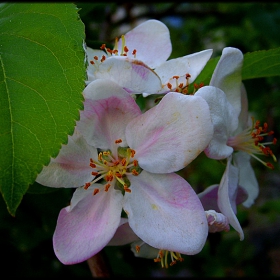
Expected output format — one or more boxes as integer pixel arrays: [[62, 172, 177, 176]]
[[36, 20, 277, 268]]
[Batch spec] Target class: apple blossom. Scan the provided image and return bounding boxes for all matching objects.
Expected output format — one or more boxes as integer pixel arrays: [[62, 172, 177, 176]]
[[36, 78, 214, 265], [86, 19, 213, 95], [195, 47, 277, 209]]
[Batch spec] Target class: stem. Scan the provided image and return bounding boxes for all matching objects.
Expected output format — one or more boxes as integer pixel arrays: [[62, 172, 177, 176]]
[[87, 250, 111, 278]]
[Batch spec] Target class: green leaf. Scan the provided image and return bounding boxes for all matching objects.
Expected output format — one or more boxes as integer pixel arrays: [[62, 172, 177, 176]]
[[192, 47, 280, 88], [0, 3, 86, 216], [242, 48, 280, 80]]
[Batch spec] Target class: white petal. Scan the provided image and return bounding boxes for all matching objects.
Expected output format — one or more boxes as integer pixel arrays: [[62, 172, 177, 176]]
[[36, 128, 97, 188], [120, 19, 172, 68], [210, 47, 243, 116], [95, 57, 162, 94], [218, 156, 244, 240], [233, 151, 259, 208], [85, 47, 107, 82], [126, 92, 213, 173], [195, 86, 239, 159], [155, 49, 213, 90], [124, 171, 208, 255]]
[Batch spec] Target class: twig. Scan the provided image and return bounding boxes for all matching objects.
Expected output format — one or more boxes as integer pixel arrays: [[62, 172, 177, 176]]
[[87, 250, 112, 278]]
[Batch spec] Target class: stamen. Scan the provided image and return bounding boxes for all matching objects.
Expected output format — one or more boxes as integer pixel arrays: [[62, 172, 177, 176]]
[[154, 250, 184, 268], [93, 188, 99, 195], [227, 117, 277, 169], [135, 245, 140, 253]]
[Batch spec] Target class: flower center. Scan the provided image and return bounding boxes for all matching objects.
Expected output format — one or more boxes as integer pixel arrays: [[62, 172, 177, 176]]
[[83, 139, 142, 195], [89, 35, 137, 66], [164, 73, 192, 94], [227, 117, 277, 169]]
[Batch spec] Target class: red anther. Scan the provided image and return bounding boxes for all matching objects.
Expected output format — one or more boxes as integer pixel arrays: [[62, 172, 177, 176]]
[[91, 171, 99, 176], [172, 75, 179, 79], [121, 158, 127, 166], [112, 160, 120, 166], [112, 49, 118, 55], [268, 131, 274, 135], [133, 160, 138, 166], [105, 174, 114, 181], [84, 182, 91, 190], [106, 48, 113, 54], [130, 149, 136, 157], [266, 162, 274, 169], [124, 187, 131, 193], [167, 83, 172, 89], [101, 55, 106, 62], [93, 188, 99, 195], [115, 173, 122, 178], [90, 163, 96, 168], [93, 56, 99, 60], [132, 49, 137, 55], [186, 73, 191, 78], [104, 184, 111, 192], [273, 138, 277, 145], [154, 258, 161, 263], [100, 44, 106, 50], [135, 245, 140, 253], [255, 120, 260, 129], [124, 46, 129, 53], [170, 261, 176, 266], [132, 169, 139, 176], [115, 139, 122, 144], [178, 83, 184, 88], [90, 60, 94, 65]]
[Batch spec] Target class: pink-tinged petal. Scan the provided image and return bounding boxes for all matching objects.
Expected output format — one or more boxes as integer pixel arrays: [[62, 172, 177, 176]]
[[195, 86, 239, 159], [94, 56, 162, 94], [233, 151, 259, 208], [120, 19, 172, 68], [78, 80, 141, 153], [36, 129, 97, 188], [217, 156, 244, 240], [154, 49, 213, 91], [124, 171, 208, 255], [198, 184, 220, 212], [198, 183, 248, 211], [108, 218, 140, 246], [86, 47, 107, 83], [210, 47, 243, 116], [205, 210, 230, 233], [126, 92, 213, 173], [53, 185, 123, 264]]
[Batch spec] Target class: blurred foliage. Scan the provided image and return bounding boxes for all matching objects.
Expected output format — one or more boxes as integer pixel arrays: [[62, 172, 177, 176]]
[[1, 2, 280, 277]]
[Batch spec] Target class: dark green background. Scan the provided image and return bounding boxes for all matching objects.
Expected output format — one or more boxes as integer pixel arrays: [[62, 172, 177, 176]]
[[1, 2, 280, 277]]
